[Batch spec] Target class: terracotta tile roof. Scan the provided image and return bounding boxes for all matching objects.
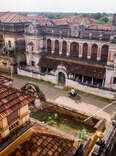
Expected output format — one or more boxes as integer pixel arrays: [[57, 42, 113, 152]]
[[0, 85, 34, 120], [0, 73, 11, 85], [8, 123, 75, 156], [0, 12, 8, 17], [53, 17, 94, 26], [0, 12, 30, 23], [53, 19, 69, 25], [88, 24, 112, 31], [28, 15, 52, 26]]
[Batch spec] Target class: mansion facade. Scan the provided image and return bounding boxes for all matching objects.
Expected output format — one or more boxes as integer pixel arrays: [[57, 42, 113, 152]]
[[20, 14, 116, 90]]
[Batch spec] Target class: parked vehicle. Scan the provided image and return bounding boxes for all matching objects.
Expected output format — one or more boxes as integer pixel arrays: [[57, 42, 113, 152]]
[[68, 89, 81, 100]]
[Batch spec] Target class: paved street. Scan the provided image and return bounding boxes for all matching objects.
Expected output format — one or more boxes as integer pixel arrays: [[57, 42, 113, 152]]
[[11, 76, 116, 121]]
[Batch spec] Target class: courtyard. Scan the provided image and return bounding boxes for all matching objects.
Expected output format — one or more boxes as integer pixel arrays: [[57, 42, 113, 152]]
[[6, 74, 116, 121]]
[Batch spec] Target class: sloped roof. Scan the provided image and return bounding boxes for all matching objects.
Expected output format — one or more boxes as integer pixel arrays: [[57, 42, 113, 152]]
[[0, 73, 11, 85], [28, 15, 52, 26], [0, 12, 8, 17], [0, 84, 34, 120], [88, 24, 112, 31], [0, 12, 30, 23], [53, 17, 94, 26], [8, 123, 75, 156]]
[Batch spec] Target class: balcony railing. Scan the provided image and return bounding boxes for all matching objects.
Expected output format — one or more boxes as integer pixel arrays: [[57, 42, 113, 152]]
[[48, 54, 107, 66]]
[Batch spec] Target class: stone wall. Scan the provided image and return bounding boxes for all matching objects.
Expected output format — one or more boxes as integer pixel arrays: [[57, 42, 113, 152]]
[[42, 102, 105, 130], [17, 68, 57, 84]]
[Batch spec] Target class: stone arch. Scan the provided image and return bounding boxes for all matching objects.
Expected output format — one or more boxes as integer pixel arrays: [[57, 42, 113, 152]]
[[82, 43, 88, 59], [62, 41, 67, 56], [54, 40, 59, 55], [70, 42, 79, 57], [91, 44, 98, 61], [47, 39, 51, 54], [21, 83, 45, 101], [101, 44, 109, 63]]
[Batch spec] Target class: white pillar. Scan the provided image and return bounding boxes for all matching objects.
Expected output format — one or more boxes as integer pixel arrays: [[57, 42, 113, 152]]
[[102, 79, 105, 87], [82, 75, 84, 83], [52, 40, 54, 54], [97, 46, 101, 61], [79, 43, 82, 58], [91, 77, 93, 85], [59, 40, 62, 55], [87, 44, 92, 59], [67, 41, 70, 56]]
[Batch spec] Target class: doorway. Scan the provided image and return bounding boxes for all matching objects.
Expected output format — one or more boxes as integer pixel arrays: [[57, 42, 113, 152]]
[[58, 72, 65, 85]]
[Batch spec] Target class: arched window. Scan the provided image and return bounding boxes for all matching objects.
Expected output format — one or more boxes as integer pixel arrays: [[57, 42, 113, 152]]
[[101, 45, 109, 63], [91, 44, 98, 61], [62, 41, 67, 56], [82, 43, 88, 59], [70, 42, 79, 57], [54, 40, 59, 55], [47, 39, 51, 54]]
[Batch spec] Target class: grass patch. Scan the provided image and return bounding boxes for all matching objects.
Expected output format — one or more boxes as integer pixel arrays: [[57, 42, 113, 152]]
[[94, 20, 112, 25], [0, 70, 54, 86], [31, 110, 95, 141], [78, 90, 114, 103], [64, 87, 114, 103]]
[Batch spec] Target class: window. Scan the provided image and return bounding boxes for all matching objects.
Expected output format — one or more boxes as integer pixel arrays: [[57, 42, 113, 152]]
[[9, 121, 18, 131], [73, 25, 77, 31], [8, 41, 11, 48], [113, 77, 116, 84], [31, 46, 34, 51], [7, 111, 18, 124], [31, 61, 35, 66]]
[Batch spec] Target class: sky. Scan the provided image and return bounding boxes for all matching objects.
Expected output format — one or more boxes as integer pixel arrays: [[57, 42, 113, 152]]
[[1, 0, 116, 13]]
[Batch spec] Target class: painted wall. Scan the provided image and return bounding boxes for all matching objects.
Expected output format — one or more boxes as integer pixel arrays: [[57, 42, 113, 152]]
[[105, 68, 114, 88], [18, 68, 57, 84]]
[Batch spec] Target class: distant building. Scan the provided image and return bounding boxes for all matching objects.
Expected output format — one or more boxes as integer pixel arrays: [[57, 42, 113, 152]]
[[18, 14, 116, 90], [0, 12, 30, 72]]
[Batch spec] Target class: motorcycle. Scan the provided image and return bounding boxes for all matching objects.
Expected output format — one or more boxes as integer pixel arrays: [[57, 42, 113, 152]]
[[68, 91, 81, 100]]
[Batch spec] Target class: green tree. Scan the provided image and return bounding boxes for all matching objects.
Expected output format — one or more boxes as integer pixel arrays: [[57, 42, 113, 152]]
[[91, 13, 102, 20], [100, 16, 109, 23], [56, 14, 70, 19]]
